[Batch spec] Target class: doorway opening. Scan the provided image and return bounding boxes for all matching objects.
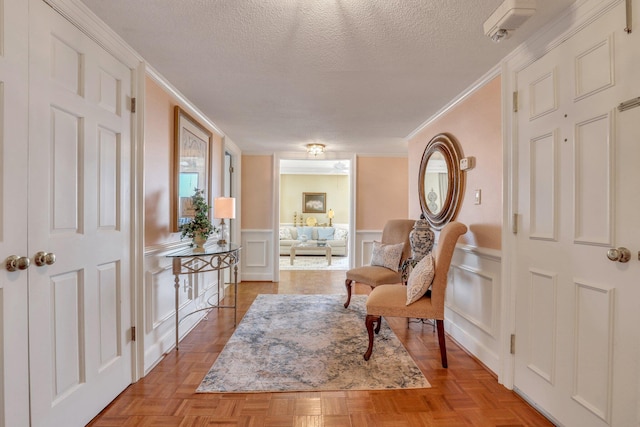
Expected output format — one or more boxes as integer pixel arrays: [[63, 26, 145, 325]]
[[278, 159, 352, 272]]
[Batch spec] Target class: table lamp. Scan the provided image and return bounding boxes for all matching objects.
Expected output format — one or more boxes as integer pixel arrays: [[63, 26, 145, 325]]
[[327, 209, 334, 226], [214, 197, 235, 245]]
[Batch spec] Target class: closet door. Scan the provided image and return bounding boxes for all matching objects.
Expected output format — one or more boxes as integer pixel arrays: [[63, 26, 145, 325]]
[[0, 0, 30, 425], [27, 0, 134, 425], [513, 2, 640, 426]]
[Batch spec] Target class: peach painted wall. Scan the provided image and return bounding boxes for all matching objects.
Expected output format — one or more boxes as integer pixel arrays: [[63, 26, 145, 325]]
[[408, 76, 502, 249], [357, 157, 409, 230], [241, 155, 273, 229], [144, 76, 223, 246]]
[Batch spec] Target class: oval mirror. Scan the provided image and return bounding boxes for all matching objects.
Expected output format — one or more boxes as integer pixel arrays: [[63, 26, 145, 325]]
[[418, 133, 465, 230]]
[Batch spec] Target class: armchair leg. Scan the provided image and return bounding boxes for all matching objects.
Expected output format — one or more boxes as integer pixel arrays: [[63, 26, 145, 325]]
[[436, 319, 448, 368], [364, 314, 380, 360], [344, 279, 353, 308]]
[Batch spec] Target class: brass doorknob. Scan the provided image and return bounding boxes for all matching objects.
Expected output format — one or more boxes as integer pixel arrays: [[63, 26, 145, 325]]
[[34, 251, 56, 266], [6, 255, 30, 272], [606, 247, 631, 263]]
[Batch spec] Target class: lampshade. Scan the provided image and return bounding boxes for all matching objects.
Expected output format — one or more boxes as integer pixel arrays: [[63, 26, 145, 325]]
[[214, 197, 236, 219], [327, 209, 334, 219]]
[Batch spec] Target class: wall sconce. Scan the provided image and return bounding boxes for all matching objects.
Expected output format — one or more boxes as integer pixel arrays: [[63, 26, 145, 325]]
[[327, 209, 334, 226], [484, 0, 536, 43], [214, 197, 235, 245], [306, 143, 325, 156]]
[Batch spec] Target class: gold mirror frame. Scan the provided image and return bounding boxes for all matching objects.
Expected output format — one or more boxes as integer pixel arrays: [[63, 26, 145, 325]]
[[418, 133, 465, 230]]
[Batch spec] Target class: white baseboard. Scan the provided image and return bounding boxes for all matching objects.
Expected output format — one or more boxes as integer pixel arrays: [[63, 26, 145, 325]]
[[445, 319, 499, 374]]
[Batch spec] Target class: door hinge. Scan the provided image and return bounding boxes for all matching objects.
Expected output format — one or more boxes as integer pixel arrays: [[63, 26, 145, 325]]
[[510, 334, 516, 354], [131, 97, 136, 113], [512, 213, 518, 234], [229, 165, 234, 173], [513, 91, 518, 113], [131, 326, 136, 342]]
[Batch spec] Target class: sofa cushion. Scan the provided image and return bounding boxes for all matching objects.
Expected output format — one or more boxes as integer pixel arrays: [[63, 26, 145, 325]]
[[406, 253, 435, 305], [289, 227, 298, 239], [370, 241, 404, 272], [317, 227, 335, 240], [296, 226, 314, 241]]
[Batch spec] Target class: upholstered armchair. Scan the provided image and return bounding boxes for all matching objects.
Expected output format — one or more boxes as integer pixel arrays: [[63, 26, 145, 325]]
[[363, 221, 467, 367], [343, 219, 415, 308]]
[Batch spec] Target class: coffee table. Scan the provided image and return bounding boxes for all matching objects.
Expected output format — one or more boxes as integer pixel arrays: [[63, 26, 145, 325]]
[[290, 241, 332, 265]]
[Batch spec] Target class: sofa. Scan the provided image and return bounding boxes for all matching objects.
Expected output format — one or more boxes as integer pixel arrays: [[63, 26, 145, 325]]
[[279, 225, 348, 256]]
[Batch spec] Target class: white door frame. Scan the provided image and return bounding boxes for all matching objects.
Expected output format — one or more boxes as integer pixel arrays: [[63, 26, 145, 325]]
[[221, 138, 242, 284], [273, 152, 357, 282]]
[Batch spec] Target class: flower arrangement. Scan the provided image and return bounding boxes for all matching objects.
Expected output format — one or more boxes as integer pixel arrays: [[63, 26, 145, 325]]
[[180, 188, 217, 241]]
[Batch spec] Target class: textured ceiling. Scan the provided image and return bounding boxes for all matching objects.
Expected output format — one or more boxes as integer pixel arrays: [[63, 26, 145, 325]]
[[79, 0, 575, 154]]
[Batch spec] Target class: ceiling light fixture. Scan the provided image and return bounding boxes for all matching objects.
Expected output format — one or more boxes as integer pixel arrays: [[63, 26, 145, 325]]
[[483, 0, 536, 43], [306, 143, 325, 156]]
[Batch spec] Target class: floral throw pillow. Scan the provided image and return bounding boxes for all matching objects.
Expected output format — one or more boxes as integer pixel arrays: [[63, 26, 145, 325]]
[[334, 228, 348, 240], [370, 241, 404, 272], [406, 253, 435, 305], [279, 227, 292, 240]]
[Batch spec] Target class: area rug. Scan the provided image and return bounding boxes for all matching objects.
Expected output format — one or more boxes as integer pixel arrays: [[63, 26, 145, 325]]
[[197, 294, 430, 393], [279, 255, 349, 271]]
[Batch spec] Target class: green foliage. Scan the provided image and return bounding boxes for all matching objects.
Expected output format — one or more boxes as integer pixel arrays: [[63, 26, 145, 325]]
[[180, 188, 217, 240]]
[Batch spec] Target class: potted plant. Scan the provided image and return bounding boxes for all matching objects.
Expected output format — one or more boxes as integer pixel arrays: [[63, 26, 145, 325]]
[[180, 188, 217, 250]]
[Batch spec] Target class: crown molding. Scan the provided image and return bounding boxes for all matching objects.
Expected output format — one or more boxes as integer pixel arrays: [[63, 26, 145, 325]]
[[146, 65, 226, 138], [44, 0, 142, 68], [406, 64, 501, 141]]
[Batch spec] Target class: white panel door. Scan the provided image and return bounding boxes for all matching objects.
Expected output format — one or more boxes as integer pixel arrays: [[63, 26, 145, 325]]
[[514, 3, 640, 427], [0, 0, 30, 426], [28, 0, 134, 425]]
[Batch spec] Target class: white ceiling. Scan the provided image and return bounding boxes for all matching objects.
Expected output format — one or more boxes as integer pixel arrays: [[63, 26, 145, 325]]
[[79, 0, 575, 155]]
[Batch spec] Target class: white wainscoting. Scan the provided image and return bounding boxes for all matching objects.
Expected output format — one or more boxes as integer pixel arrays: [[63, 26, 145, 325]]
[[354, 230, 383, 267], [241, 229, 274, 281], [445, 245, 502, 374], [143, 243, 224, 373]]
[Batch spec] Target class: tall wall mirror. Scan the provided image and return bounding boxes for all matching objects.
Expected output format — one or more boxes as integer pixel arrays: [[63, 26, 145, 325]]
[[418, 133, 465, 230]]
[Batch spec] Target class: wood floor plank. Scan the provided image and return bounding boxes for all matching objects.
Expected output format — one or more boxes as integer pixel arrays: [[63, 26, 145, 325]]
[[88, 270, 553, 427]]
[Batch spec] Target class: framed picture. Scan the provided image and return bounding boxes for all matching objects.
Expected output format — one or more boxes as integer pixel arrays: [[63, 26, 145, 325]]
[[172, 106, 213, 232], [303, 192, 326, 213]]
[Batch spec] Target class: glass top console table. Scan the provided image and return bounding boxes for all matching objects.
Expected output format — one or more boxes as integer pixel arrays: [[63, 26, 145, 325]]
[[166, 243, 241, 350]]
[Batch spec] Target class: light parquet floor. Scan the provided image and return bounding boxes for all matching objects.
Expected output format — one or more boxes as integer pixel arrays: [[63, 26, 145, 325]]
[[88, 270, 553, 427]]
